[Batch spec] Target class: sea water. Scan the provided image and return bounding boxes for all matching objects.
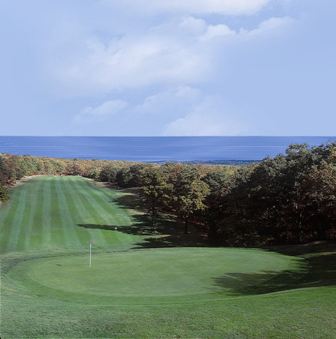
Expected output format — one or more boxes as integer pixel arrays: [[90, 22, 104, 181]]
[[0, 136, 335, 163]]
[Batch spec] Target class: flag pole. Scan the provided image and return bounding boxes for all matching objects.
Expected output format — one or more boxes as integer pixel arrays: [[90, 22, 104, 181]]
[[89, 242, 92, 268]]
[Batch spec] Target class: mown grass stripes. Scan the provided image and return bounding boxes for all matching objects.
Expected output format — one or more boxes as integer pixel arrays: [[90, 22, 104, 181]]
[[0, 186, 24, 251], [41, 176, 52, 248], [60, 177, 91, 247], [17, 179, 40, 251], [0, 176, 140, 253], [79, 179, 132, 246], [55, 177, 82, 249], [25, 179, 46, 250], [1, 177, 336, 339], [5, 189, 27, 252], [70, 177, 108, 247]]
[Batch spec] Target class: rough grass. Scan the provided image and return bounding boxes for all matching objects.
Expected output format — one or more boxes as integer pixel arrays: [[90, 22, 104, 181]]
[[1, 176, 336, 338]]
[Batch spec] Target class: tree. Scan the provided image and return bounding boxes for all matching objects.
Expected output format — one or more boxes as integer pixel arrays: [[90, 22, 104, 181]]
[[0, 155, 17, 184], [203, 170, 232, 244], [99, 165, 119, 183], [0, 184, 9, 202], [66, 160, 82, 176], [116, 168, 133, 187], [298, 162, 336, 240], [167, 166, 209, 234], [141, 166, 167, 227]]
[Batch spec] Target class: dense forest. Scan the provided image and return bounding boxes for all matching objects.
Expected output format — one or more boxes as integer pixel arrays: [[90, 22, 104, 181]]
[[1, 143, 335, 246]]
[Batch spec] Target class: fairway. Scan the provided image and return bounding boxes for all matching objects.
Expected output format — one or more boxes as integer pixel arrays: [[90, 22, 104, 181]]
[[0, 176, 140, 253], [1, 176, 336, 338]]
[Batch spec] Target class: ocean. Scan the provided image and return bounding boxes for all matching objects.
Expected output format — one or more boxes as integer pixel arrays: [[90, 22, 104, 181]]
[[0, 136, 335, 163]]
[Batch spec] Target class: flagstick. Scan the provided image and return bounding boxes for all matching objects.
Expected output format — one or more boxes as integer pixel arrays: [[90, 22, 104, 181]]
[[89, 242, 92, 268]]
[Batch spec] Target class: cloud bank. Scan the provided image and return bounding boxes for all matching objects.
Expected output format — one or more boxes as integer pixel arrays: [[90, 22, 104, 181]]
[[10, 0, 333, 136], [102, 0, 270, 15], [55, 6, 293, 135]]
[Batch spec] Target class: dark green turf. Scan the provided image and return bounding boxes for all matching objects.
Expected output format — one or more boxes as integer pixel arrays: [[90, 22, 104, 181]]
[[1, 176, 335, 338]]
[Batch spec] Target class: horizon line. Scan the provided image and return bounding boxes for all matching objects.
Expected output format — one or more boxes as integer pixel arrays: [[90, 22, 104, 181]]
[[0, 135, 336, 138]]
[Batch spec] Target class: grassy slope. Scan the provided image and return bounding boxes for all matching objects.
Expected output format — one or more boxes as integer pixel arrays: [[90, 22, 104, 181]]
[[0, 176, 140, 253], [1, 176, 336, 338], [6, 248, 299, 302]]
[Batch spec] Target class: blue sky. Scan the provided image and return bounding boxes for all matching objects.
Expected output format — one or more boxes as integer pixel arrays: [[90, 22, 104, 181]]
[[0, 0, 335, 136]]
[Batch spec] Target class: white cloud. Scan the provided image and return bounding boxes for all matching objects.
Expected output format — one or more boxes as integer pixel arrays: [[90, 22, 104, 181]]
[[47, 2, 295, 136], [102, 0, 271, 16], [164, 97, 245, 136], [74, 88, 245, 135], [132, 86, 202, 122], [179, 16, 207, 35], [74, 86, 203, 133], [200, 24, 236, 41], [51, 15, 293, 94], [52, 33, 209, 93], [76, 99, 128, 122], [244, 16, 294, 36], [199, 17, 293, 41], [137, 86, 200, 110]]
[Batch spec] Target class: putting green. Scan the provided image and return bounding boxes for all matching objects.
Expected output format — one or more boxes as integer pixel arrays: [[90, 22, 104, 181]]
[[2, 177, 336, 337], [8, 248, 298, 300]]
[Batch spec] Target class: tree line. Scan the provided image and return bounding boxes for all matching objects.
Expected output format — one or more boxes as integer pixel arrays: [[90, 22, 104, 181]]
[[0, 154, 136, 201], [1, 143, 335, 246]]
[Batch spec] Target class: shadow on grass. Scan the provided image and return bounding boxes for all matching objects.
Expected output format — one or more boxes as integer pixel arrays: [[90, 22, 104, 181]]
[[214, 250, 336, 296], [78, 216, 206, 248], [78, 188, 207, 248], [113, 188, 142, 210], [80, 187, 336, 295]]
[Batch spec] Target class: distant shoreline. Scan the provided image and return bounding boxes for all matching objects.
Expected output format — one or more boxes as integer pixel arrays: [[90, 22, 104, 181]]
[[0, 136, 335, 163]]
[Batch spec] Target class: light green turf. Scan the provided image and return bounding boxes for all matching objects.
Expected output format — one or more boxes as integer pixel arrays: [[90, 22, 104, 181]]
[[7, 248, 298, 299], [1, 176, 336, 338], [0, 176, 141, 253]]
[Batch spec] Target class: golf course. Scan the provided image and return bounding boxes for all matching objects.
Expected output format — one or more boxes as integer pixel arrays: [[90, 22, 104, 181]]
[[1, 176, 336, 338]]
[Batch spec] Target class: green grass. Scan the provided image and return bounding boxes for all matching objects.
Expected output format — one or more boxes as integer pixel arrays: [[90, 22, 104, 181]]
[[0, 176, 140, 253], [1, 176, 336, 338], [6, 248, 298, 301]]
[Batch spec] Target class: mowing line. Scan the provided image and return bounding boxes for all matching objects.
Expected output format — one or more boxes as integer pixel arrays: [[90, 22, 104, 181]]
[[81, 180, 127, 244], [41, 177, 53, 249], [0, 188, 22, 252], [56, 177, 82, 249], [95, 184, 142, 249], [60, 177, 100, 246], [63, 177, 91, 247], [17, 179, 40, 251], [70, 177, 108, 247], [49, 177, 66, 247], [54, 177, 78, 249], [89, 181, 133, 226], [25, 179, 47, 250], [86, 179, 138, 248], [6, 189, 27, 252], [87, 187, 126, 247], [83, 180, 134, 246]]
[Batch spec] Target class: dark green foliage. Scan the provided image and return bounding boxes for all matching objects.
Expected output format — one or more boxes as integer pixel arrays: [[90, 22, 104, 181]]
[[0, 153, 137, 186], [116, 167, 133, 187], [116, 164, 150, 188], [165, 165, 209, 234], [202, 170, 234, 244], [141, 166, 168, 227], [0, 183, 9, 202], [1, 143, 335, 246], [99, 165, 119, 183], [211, 143, 336, 245]]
